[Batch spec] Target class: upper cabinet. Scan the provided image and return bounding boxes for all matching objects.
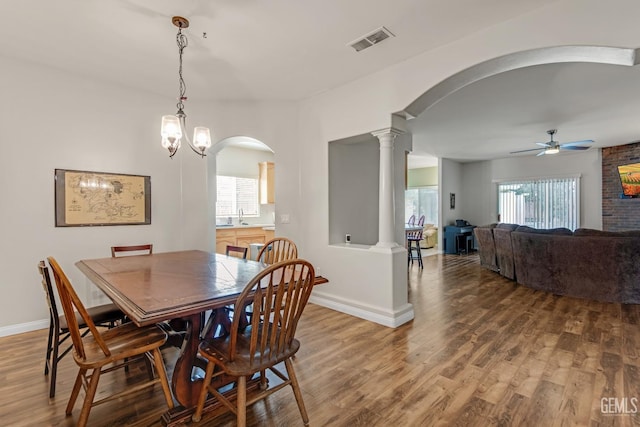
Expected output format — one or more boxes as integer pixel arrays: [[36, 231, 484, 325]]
[[259, 161, 275, 204]]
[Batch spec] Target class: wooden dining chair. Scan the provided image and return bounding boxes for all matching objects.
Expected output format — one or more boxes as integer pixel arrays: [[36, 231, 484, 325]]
[[110, 244, 153, 257], [37, 261, 125, 398], [192, 259, 316, 427], [256, 237, 298, 265], [226, 245, 248, 259], [234, 237, 299, 329], [46, 257, 174, 427]]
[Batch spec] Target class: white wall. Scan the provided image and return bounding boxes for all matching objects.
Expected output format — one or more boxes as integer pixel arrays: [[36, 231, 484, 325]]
[[202, 101, 300, 255], [440, 159, 464, 228], [328, 137, 380, 245], [0, 56, 192, 332]]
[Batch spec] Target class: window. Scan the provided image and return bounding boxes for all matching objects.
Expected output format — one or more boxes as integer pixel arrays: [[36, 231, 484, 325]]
[[405, 186, 438, 225], [498, 177, 579, 230], [216, 176, 259, 217]]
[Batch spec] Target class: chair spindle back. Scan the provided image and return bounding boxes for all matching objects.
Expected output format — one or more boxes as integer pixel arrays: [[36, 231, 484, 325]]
[[257, 237, 298, 265], [229, 259, 315, 364], [46, 257, 111, 360]]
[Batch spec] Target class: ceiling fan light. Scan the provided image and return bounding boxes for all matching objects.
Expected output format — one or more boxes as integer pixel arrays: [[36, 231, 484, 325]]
[[545, 147, 559, 154]]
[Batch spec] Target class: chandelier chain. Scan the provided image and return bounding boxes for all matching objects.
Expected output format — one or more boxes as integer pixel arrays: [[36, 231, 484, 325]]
[[176, 29, 188, 111]]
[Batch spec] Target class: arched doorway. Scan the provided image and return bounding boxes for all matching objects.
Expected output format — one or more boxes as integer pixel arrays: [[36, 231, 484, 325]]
[[207, 136, 275, 257]]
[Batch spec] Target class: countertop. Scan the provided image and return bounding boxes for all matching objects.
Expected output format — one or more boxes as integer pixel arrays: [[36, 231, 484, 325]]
[[216, 223, 275, 230]]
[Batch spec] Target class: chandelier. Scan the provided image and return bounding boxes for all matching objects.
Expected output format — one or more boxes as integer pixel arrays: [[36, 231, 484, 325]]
[[160, 16, 211, 158]]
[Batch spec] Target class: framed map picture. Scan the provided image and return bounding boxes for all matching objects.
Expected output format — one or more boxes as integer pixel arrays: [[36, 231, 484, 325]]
[[55, 169, 151, 227]]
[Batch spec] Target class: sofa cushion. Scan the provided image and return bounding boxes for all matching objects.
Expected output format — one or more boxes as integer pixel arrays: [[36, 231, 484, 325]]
[[514, 226, 573, 235], [493, 223, 520, 279], [511, 227, 640, 303], [474, 224, 498, 272]]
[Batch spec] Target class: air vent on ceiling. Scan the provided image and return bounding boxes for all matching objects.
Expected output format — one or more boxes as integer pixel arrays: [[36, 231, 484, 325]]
[[348, 26, 395, 52]]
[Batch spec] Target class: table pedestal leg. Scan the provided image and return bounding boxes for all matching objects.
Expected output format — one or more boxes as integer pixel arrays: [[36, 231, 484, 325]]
[[170, 313, 202, 408], [162, 310, 253, 426]]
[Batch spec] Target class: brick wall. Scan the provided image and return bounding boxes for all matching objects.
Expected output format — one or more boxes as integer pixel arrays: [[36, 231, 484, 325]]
[[602, 141, 640, 231]]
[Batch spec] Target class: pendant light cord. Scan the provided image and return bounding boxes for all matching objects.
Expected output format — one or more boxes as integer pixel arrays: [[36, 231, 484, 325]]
[[176, 29, 188, 112]]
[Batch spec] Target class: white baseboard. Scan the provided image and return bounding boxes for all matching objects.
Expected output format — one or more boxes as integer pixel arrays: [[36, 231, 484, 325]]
[[1, 297, 416, 337], [0, 319, 48, 338], [309, 292, 414, 328]]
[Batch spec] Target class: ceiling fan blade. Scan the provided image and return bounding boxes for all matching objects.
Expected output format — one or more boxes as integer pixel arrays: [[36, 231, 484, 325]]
[[535, 142, 551, 148], [510, 147, 544, 154], [536, 151, 546, 156], [561, 145, 590, 151], [561, 139, 594, 147]]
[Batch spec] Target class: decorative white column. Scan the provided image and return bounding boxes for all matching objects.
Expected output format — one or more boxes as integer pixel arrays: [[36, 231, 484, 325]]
[[372, 128, 402, 248]]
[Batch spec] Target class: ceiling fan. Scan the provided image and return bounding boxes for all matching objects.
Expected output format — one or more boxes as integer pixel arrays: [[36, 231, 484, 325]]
[[510, 129, 593, 156]]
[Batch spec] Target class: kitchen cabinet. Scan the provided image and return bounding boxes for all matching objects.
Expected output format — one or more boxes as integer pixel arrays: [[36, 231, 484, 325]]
[[259, 161, 275, 204], [236, 227, 266, 248], [216, 227, 267, 255], [264, 229, 275, 242], [215, 229, 237, 254]]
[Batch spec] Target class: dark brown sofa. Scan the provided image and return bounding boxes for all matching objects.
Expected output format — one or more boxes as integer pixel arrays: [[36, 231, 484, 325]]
[[511, 226, 640, 304], [473, 224, 498, 272]]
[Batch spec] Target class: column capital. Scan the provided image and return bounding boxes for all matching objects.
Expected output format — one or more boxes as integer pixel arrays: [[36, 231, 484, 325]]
[[371, 127, 404, 139]]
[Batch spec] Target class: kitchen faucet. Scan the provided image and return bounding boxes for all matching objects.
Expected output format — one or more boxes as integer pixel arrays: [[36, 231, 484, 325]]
[[238, 208, 244, 224]]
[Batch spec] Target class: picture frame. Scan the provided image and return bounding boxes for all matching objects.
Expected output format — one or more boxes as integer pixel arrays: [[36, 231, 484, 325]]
[[55, 169, 151, 227]]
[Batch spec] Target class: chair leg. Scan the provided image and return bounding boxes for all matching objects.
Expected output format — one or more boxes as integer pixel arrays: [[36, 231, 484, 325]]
[[236, 375, 247, 427], [151, 348, 174, 409], [66, 368, 85, 415], [285, 358, 309, 425], [259, 369, 267, 390], [49, 329, 61, 398], [77, 369, 101, 427], [192, 360, 217, 422], [144, 354, 155, 381], [44, 319, 54, 375], [416, 245, 423, 269]]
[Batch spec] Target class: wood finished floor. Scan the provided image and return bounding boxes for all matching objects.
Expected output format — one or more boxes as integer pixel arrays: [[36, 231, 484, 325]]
[[2, 253, 640, 426]]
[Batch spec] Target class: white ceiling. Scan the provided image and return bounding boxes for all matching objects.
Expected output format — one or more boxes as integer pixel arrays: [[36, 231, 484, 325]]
[[408, 61, 640, 163], [3, 0, 639, 163], [0, 0, 554, 101]]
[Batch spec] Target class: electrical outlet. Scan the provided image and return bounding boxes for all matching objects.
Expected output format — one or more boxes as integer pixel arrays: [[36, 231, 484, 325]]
[[280, 214, 290, 224]]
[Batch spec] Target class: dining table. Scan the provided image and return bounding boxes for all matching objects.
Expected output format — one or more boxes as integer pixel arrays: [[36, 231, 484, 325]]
[[75, 249, 327, 425]]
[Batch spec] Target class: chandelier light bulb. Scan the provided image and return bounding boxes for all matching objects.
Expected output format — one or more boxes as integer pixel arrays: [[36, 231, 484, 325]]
[[193, 127, 212, 150], [161, 115, 182, 141]]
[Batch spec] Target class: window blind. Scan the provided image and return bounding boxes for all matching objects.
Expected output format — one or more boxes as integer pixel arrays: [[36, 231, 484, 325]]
[[498, 177, 579, 230], [216, 176, 259, 217]]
